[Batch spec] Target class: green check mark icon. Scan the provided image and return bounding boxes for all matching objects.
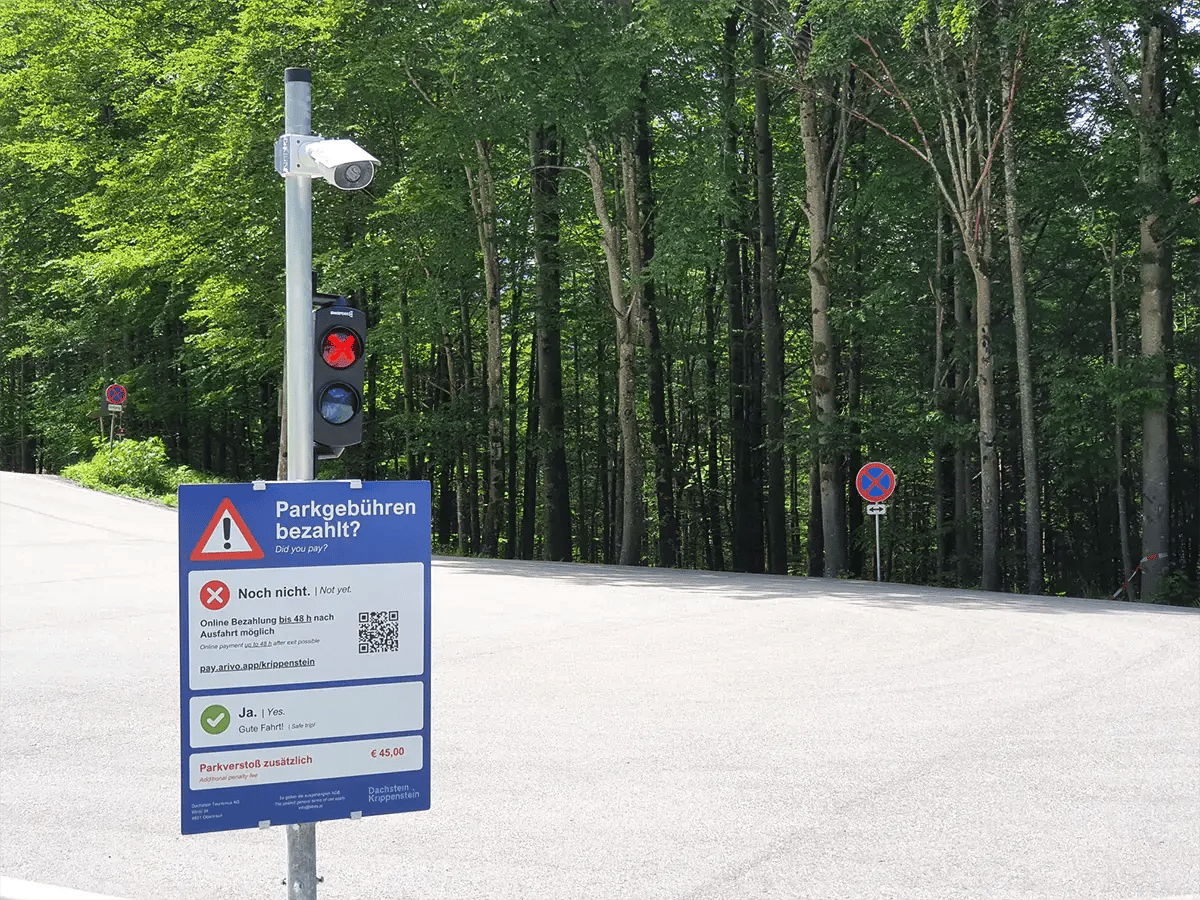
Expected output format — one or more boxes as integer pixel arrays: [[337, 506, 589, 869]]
[[201, 704, 230, 735]]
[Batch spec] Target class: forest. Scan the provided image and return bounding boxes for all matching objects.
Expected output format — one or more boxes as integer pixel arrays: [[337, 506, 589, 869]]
[[1, 0, 1197, 602]]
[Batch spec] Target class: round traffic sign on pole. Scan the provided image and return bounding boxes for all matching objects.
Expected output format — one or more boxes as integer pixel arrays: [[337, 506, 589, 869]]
[[856, 462, 896, 502], [105, 383, 127, 406]]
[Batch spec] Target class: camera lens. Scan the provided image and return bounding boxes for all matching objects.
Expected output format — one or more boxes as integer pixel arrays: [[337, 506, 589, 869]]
[[333, 160, 373, 190]]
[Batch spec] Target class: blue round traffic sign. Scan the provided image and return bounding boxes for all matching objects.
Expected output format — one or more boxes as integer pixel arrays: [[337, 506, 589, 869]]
[[105, 383, 127, 405], [856, 462, 896, 502]]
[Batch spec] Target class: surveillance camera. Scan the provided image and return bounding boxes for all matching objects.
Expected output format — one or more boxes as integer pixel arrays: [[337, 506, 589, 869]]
[[275, 135, 380, 190], [306, 139, 379, 190], [304, 139, 379, 190]]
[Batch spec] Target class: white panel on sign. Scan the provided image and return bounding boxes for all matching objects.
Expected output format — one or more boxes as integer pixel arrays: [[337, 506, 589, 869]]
[[189, 681, 424, 749], [187, 561, 425, 689], [190, 735, 423, 791]]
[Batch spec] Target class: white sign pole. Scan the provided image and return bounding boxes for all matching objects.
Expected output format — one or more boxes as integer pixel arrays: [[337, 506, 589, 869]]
[[866, 503, 888, 582], [874, 513, 881, 581]]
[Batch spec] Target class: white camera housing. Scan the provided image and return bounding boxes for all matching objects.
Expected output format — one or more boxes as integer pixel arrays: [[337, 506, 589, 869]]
[[276, 135, 379, 191], [306, 139, 378, 190]]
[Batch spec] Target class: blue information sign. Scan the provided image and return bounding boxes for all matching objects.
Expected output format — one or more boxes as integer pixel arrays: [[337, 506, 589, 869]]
[[178, 480, 431, 835]]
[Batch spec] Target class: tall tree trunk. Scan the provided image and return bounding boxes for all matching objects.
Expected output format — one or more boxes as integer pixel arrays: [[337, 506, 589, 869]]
[[443, 329, 468, 555], [999, 54, 1044, 594], [953, 238, 973, 583], [531, 125, 573, 561], [399, 290, 418, 479], [722, 9, 762, 573], [438, 461, 454, 547], [356, 286, 378, 480], [597, 333, 613, 564], [461, 294, 480, 554], [797, 54, 849, 577], [1137, 18, 1171, 599], [807, 453, 823, 576], [791, 10, 857, 579], [968, 256, 1001, 591], [743, 237, 766, 573], [276, 375, 287, 481], [858, 25, 1015, 589], [705, 269, 726, 571], [1109, 236, 1135, 591], [635, 85, 679, 569], [572, 338, 588, 560], [520, 349, 539, 561], [506, 279, 522, 559], [753, 0, 787, 575], [464, 142, 504, 558], [586, 137, 645, 565], [846, 260, 864, 577], [931, 45, 1004, 592], [933, 206, 952, 580], [620, 136, 648, 566]]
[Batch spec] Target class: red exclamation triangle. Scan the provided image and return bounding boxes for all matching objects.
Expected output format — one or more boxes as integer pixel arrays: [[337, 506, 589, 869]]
[[190, 498, 264, 561]]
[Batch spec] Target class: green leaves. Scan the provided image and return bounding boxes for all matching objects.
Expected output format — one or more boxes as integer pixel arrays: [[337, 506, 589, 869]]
[[1, 0, 1196, 593], [900, 0, 976, 47], [61, 436, 224, 505]]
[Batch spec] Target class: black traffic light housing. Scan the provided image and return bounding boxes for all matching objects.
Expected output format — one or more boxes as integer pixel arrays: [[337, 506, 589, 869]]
[[313, 300, 367, 459]]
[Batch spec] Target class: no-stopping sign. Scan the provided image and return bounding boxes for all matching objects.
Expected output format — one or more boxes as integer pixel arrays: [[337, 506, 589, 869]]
[[856, 462, 896, 502]]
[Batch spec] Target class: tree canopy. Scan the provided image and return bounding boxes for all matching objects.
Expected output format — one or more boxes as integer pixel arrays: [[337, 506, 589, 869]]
[[2, 0, 1197, 602]]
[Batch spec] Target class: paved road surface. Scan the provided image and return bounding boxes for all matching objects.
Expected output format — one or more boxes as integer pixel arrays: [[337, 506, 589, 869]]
[[1, 472, 1197, 900]]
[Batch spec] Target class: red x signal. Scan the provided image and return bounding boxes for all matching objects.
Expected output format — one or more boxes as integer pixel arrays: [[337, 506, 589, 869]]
[[321, 329, 361, 369]]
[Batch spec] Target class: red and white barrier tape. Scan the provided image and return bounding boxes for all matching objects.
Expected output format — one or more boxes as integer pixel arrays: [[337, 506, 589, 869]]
[[1112, 552, 1169, 600]]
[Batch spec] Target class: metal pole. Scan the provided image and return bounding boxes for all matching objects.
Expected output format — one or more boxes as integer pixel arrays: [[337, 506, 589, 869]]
[[874, 514, 882, 582], [283, 66, 317, 900], [284, 67, 314, 484], [287, 822, 318, 900]]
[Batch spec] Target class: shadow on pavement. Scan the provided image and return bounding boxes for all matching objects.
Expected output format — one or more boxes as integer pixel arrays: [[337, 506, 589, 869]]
[[432, 555, 1200, 618]]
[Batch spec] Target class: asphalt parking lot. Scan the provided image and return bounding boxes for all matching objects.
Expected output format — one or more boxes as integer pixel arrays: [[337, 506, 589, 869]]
[[2, 472, 1198, 900]]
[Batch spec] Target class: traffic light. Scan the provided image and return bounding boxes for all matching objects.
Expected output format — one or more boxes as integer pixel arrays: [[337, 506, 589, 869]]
[[313, 303, 367, 457]]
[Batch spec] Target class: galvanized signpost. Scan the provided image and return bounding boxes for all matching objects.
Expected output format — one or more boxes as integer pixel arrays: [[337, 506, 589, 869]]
[[281, 68, 315, 487], [277, 66, 379, 899], [178, 68, 411, 900], [102, 383, 127, 448]]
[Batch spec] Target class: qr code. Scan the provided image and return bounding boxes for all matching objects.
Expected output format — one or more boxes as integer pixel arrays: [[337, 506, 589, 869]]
[[358, 610, 399, 654]]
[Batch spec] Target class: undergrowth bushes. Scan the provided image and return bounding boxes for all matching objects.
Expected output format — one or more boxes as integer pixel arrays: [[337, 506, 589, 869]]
[[61, 437, 222, 506]]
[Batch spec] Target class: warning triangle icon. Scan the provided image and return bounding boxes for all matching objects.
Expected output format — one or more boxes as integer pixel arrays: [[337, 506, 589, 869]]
[[190, 498, 265, 561]]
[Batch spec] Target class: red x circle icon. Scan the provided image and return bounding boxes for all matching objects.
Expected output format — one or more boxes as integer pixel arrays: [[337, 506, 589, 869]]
[[199, 579, 231, 611]]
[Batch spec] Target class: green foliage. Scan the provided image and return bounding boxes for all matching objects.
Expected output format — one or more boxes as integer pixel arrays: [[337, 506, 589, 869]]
[[900, 0, 977, 47], [61, 437, 222, 507], [1, 0, 1197, 591], [1144, 571, 1200, 609]]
